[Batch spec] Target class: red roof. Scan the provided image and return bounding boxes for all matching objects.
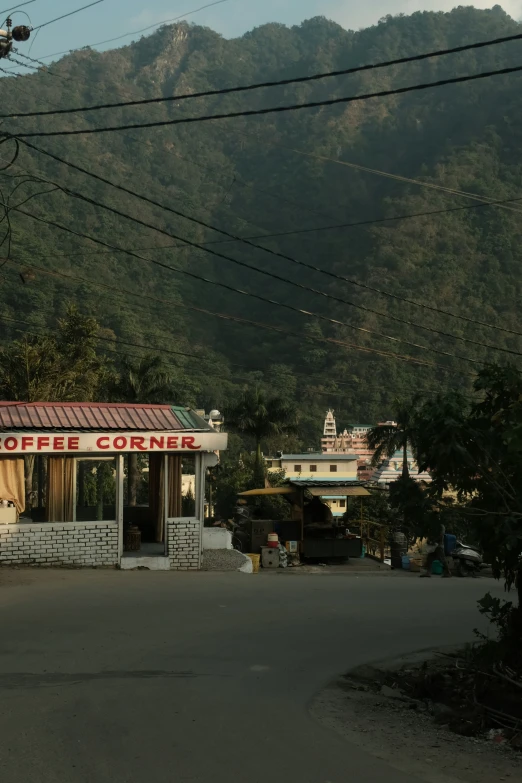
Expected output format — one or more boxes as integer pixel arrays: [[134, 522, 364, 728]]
[[0, 402, 207, 432]]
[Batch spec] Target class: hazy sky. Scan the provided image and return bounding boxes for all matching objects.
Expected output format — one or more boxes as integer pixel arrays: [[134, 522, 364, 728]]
[[8, 1, 522, 61]]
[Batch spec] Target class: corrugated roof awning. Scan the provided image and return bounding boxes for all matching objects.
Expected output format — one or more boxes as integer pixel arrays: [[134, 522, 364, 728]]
[[0, 402, 212, 432], [238, 488, 296, 496], [308, 486, 370, 497], [288, 479, 366, 488]]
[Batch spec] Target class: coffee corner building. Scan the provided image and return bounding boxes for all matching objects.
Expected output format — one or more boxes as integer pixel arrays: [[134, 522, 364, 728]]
[[0, 402, 227, 570]]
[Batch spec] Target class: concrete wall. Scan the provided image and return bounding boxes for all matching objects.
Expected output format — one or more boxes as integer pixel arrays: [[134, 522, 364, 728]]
[[267, 457, 358, 480], [281, 459, 358, 480], [0, 522, 119, 567], [203, 528, 232, 550], [167, 517, 201, 570]]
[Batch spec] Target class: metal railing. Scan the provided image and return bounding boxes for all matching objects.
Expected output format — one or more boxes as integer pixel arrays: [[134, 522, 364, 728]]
[[360, 519, 389, 562]]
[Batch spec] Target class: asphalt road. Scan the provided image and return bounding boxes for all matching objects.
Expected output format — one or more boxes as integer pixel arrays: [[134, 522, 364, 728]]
[[0, 570, 505, 783]]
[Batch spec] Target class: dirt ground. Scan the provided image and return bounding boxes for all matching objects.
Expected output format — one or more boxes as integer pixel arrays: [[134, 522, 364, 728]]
[[311, 656, 521, 783]]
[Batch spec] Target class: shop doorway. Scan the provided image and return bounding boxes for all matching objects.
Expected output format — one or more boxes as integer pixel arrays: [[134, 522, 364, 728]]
[[120, 453, 186, 567]]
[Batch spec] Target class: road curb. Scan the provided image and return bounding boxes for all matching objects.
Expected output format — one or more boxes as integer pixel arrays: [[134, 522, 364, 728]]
[[344, 645, 462, 682]]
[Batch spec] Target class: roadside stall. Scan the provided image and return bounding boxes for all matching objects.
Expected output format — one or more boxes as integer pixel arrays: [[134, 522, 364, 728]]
[[237, 479, 370, 561], [0, 402, 227, 570]]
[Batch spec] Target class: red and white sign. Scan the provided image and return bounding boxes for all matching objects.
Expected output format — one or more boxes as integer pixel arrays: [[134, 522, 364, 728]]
[[0, 431, 228, 454]]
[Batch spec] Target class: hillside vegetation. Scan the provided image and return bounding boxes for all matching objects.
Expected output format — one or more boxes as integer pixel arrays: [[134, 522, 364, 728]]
[[1, 5, 521, 442]]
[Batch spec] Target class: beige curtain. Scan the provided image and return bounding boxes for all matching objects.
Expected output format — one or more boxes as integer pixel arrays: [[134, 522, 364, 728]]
[[0, 456, 25, 514], [149, 454, 183, 543], [148, 454, 164, 543], [46, 457, 75, 522], [168, 455, 182, 518]]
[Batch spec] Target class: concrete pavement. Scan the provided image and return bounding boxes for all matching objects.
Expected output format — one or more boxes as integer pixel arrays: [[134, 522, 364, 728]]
[[0, 570, 504, 782]]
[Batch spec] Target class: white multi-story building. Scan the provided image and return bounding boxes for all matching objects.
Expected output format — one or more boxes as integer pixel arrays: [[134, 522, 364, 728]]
[[372, 450, 432, 488]]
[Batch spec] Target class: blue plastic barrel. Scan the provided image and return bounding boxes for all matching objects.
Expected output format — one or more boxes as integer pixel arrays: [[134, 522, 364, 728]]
[[444, 533, 457, 556]]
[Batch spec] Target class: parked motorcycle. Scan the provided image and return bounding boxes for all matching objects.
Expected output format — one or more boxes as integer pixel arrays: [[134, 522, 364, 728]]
[[452, 541, 483, 576]]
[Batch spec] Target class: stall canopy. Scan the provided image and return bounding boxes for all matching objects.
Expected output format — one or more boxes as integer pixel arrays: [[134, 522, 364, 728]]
[[238, 482, 370, 497], [288, 480, 370, 496]]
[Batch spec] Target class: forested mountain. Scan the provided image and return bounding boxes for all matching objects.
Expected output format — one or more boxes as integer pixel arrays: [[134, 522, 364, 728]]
[[1, 5, 521, 445]]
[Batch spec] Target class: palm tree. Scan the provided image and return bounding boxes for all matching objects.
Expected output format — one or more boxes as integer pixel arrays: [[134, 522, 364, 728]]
[[111, 355, 172, 505], [0, 307, 109, 509], [224, 388, 298, 485], [367, 399, 420, 479]]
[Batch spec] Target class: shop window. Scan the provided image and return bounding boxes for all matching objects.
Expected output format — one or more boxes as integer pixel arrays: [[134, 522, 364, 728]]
[[76, 457, 117, 522], [330, 465, 338, 473], [17, 456, 118, 524]]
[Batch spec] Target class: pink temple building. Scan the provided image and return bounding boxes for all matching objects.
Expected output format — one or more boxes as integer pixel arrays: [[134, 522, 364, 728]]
[[321, 411, 376, 481]]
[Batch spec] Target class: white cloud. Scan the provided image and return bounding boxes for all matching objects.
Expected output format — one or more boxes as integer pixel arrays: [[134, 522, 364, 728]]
[[125, 9, 180, 32], [122, 1, 522, 40], [323, 1, 522, 31]]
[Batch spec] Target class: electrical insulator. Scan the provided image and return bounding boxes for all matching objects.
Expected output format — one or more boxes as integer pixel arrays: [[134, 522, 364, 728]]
[[12, 26, 31, 42]]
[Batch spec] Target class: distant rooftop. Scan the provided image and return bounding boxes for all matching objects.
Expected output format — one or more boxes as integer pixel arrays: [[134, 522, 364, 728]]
[[275, 453, 358, 461]]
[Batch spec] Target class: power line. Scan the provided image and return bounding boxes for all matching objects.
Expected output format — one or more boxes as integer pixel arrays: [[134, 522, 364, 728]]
[[167, 194, 522, 244], [0, 99, 509, 382], [0, 78, 341, 230], [31, 0, 104, 31], [2, 314, 464, 401], [0, 74, 504, 388], [0, 58, 346, 235], [6, 8, 520, 242], [9, 24, 521, 230], [5, 31, 522, 118], [246, 134, 522, 216], [8, 21, 521, 221], [8, 55, 44, 72], [3, 64, 520, 341], [0, 312, 215, 363], [0, 309, 457, 395], [10, 204, 475, 377], [34, 0, 231, 60], [7, 64, 522, 138], [0, 1, 36, 20], [3, 194, 514, 255], [11, 119, 522, 257], [13, 51, 67, 76], [142, 137, 522, 336], [19, 138, 522, 356], [8, 17, 510, 229], [0, 76, 317, 249], [4, 163, 489, 365], [7, 189, 522, 259]]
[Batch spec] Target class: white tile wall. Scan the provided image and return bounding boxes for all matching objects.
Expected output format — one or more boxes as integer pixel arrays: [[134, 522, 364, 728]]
[[0, 522, 119, 567], [167, 517, 201, 570]]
